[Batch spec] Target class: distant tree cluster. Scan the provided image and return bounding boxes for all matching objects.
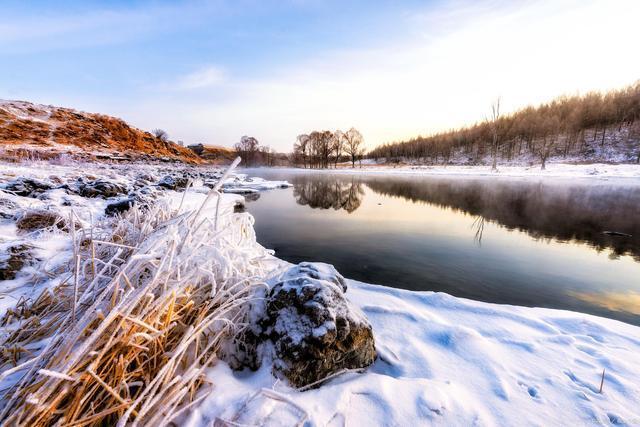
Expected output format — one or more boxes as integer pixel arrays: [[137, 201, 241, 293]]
[[368, 82, 640, 167], [292, 128, 364, 168], [233, 135, 278, 166]]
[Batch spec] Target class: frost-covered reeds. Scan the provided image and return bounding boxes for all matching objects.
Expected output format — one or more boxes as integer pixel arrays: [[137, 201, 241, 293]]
[[0, 158, 280, 425]]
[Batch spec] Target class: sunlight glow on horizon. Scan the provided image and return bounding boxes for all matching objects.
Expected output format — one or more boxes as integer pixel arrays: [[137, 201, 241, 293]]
[[1, 0, 639, 151]]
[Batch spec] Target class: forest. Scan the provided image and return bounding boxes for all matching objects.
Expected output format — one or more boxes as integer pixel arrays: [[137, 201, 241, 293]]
[[368, 82, 640, 167]]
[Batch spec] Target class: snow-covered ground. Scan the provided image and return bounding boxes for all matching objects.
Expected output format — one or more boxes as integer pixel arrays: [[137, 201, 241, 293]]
[[191, 280, 640, 426], [261, 163, 640, 180], [0, 161, 290, 314], [1, 161, 639, 426]]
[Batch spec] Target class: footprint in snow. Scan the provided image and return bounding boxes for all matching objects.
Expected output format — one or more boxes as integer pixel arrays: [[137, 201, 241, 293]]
[[564, 370, 600, 394], [517, 381, 540, 400]]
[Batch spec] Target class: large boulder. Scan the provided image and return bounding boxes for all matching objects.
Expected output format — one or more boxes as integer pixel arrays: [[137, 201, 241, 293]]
[[261, 263, 376, 388]]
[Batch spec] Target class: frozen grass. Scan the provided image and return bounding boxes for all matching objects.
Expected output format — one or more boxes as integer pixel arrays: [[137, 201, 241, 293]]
[[0, 158, 283, 425]]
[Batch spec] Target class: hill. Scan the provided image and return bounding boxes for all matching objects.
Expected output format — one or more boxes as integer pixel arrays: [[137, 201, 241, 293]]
[[369, 82, 640, 168], [186, 143, 237, 163], [0, 100, 199, 163]]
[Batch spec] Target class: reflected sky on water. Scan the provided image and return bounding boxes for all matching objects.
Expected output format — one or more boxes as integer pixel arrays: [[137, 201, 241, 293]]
[[243, 169, 640, 325]]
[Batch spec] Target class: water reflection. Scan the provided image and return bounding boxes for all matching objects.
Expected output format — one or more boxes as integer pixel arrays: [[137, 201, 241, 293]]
[[292, 175, 364, 213], [276, 173, 640, 260], [364, 177, 640, 261], [243, 169, 640, 325], [568, 291, 640, 316]]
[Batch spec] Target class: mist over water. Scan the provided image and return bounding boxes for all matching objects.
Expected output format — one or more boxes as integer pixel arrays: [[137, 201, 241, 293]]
[[244, 169, 640, 325]]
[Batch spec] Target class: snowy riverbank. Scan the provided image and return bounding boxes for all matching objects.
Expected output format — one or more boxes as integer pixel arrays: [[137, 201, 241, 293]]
[[1, 161, 639, 425], [247, 163, 640, 180], [191, 279, 640, 425]]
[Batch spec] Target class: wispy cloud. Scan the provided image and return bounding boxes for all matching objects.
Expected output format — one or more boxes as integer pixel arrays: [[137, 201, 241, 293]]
[[4, 0, 639, 151], [176, 66, 227, 90], [173, 0, 640, 149], [0, 2, 214, 53]]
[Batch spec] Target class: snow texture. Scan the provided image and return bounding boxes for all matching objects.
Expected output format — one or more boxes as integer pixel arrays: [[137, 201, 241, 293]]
[[1, 161, 639, 426], [189, 280, 640, 426], [261, 163, 640, 180]]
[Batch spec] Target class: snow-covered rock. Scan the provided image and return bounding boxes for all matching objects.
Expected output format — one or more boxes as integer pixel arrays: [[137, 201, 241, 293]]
[[261, 262, 376, 388], [78, 179, 128, 198], [191, 280, 640, 426]]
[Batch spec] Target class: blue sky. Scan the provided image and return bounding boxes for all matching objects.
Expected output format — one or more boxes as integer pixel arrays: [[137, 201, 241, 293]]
[[1, 0, 639, 150]]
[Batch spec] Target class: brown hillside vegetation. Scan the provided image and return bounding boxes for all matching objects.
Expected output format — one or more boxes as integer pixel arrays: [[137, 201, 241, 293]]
[[0, 100, 199, 163], [186, 143, 237, 163], [369, 82, 640, 167]]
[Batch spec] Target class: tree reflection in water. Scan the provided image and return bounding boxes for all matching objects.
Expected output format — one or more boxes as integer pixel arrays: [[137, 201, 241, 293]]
[[292, 175, 364, 213], [365, 177, 640, 261], [284, 173, 639, 260]]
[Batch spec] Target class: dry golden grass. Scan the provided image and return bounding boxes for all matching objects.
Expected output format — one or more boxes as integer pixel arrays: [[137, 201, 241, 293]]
[[0, 158, 276, 426]]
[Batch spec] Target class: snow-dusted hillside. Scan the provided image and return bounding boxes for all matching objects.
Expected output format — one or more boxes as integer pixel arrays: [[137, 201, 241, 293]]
[[0, 99, 198, 162]]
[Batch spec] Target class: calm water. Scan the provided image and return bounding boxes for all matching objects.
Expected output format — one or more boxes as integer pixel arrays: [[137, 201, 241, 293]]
[[243, 169, 640, 325]]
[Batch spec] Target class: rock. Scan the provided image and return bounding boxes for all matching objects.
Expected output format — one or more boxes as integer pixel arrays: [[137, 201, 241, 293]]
[[261, 262, 376, 388], [3, 178, 53, 197], [78, 179, 127, 198], [0, 198, 20, 219], [158, 175, 190, 190], [233, 201, 246, 213], [105, 198, 135, 216], [15, 209, 69, 232], [136, 173, 156, 183], [0, 243, 37, 280]]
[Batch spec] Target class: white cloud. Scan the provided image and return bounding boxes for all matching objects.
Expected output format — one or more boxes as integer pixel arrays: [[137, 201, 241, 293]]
[[176, 66, 227, 90]]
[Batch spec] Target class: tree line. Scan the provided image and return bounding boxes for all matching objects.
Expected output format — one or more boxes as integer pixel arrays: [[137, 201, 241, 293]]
[[233, 135, 279, 166], [368, 81, 640, 167], [292, 128, 364, 168]]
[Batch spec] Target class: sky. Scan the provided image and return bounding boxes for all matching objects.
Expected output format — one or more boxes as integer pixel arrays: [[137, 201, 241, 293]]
[[1, 0, 639, 151]]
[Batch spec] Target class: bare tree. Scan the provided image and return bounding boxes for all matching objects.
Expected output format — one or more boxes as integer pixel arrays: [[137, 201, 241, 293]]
[[295, 134, 310, 168], [234, 135, 259, 166], [538, 116, 559, 170], [319, 130, 334, 168], [260, 145, 275, 166], [488, 98, 501, 171], [344, 128, 364, 168], [332, 130, 345, 168], [152, 129, 169, 142]]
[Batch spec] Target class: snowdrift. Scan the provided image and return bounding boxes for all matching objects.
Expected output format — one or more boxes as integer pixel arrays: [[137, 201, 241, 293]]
[[0, 161, 639, 426]]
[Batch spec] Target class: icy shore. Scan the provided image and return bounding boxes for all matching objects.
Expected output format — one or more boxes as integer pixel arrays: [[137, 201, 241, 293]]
[[1, 161, 639, 425], [191, 279, 640, 426], [249, 163, 640, 180]]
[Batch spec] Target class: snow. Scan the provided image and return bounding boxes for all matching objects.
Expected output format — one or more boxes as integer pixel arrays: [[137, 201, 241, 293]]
[[223, 174, 292, 193], [2, 161, 640, 425], [254, 163, 640, 180], [0, 161, 289, 317], [189, 280, 640, 426]]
